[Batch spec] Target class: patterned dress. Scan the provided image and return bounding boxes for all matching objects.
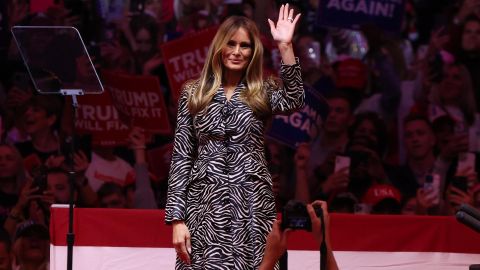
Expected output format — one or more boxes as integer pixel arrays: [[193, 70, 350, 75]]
[[165, 59, 304, 270]]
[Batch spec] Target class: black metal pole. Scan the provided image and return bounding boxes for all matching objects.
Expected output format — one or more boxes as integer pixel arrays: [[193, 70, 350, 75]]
[[66, 96, 79, 270]]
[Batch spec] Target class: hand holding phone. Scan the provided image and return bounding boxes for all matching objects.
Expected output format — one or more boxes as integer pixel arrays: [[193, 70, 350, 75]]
[[423, 174, 440, 205], [334, 155, 350, 174]]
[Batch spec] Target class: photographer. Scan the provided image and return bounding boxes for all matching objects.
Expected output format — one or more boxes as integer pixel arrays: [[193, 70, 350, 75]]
[[259, 200, 339, 270]]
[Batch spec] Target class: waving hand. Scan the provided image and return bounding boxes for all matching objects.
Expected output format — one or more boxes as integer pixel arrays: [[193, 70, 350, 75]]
[[268, 4, 301, 45]]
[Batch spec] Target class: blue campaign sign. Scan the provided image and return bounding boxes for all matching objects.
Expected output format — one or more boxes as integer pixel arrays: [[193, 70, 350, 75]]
[[266, 85, 329, 148], [317, 0, 406, 33]]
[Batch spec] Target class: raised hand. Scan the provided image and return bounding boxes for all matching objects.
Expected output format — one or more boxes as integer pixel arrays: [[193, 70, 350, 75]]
[[73, 150, 90, 174], [322, 167, 349, 194], [308, 200, 330, 244], [294, 143, 310, 170], [268, 4, 301, 45], [128, 126, 147, 149]]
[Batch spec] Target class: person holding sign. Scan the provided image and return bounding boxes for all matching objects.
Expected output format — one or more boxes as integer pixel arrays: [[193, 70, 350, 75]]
[[166, 4, 304, 269]]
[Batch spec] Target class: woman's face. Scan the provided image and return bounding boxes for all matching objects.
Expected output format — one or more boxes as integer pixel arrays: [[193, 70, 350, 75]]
[[439, 65, 464, 103], [462, 20, 480, 52], [0, 146, 18, 178], [353, 119, 378, 147], [135, 28, 154, 55], [222, 27, 253, 74]]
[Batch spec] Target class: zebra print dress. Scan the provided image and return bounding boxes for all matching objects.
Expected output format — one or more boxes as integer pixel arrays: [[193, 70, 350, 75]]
[[165, 58, 304, 270]]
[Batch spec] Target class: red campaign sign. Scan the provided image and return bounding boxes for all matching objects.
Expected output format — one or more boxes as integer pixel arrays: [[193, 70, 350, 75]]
[[161, 27, 218, 102], [102, 71, 172, 135], [30, 0, 55, 13], [75, 92, 130, 146], [146, 143, 173, 182]]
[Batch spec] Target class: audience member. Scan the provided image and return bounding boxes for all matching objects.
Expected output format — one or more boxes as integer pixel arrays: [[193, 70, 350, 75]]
[[259, 200, 339, 270], [308, 91, 354, 178], [14, 95, 64, 164], [329, 191, 357, 214], [97, 182, 128, 209], [84, 146, 135, 192], [348, 112, 388, 158], [2, 0, 478, 226], [316, 112, 391, 202], [389, 115, 449, 197], [127, 127, 157, 209], [12, 220, 49, 270], [362, 184, 402, 215], [455, 15, 480, 114], [45, 166, 97, 207], [0, 144, 25, 225], [295, 34, 327, 87], [128, 14, 163, 75], [296, 112, 387, 203], [3, 177, 51, 238]]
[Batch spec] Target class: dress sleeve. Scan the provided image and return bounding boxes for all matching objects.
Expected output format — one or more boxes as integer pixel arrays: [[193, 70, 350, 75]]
[[165, 82, 197, 224], [269, 57, 305, 114]]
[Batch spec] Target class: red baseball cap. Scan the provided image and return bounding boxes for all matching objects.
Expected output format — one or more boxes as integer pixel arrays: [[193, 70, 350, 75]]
[[334, 58, 367, 90], [363, 184, 402, 206]]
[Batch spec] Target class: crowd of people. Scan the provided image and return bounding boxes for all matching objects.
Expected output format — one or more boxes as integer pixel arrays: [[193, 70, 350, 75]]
[[0, 0, 479, 269]]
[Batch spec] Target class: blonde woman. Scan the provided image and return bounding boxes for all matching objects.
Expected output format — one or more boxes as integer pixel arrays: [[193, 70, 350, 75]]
[[425, 61, 479, 155], [165, 4, 304, 269]]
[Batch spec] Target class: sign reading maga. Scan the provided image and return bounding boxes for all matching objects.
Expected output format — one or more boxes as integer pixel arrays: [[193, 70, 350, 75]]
[[161, 27, 218, 103], [317, 0, 406, 33], [267, 85, 329, 148], [103, 71, 171, 135]]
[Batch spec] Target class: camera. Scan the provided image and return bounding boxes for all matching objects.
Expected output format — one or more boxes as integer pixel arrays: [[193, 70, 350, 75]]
[[282, 200, 322, 231]]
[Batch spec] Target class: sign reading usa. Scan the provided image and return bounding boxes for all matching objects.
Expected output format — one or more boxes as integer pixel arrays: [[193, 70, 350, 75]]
[[317, 0, 406, 33], [162, 27, 218, 103], [266, 85, 329, 148]]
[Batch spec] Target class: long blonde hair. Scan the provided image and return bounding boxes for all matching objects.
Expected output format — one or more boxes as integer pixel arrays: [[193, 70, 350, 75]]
[[429, 62, 477, 125], [188, 16, 271, 118]]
